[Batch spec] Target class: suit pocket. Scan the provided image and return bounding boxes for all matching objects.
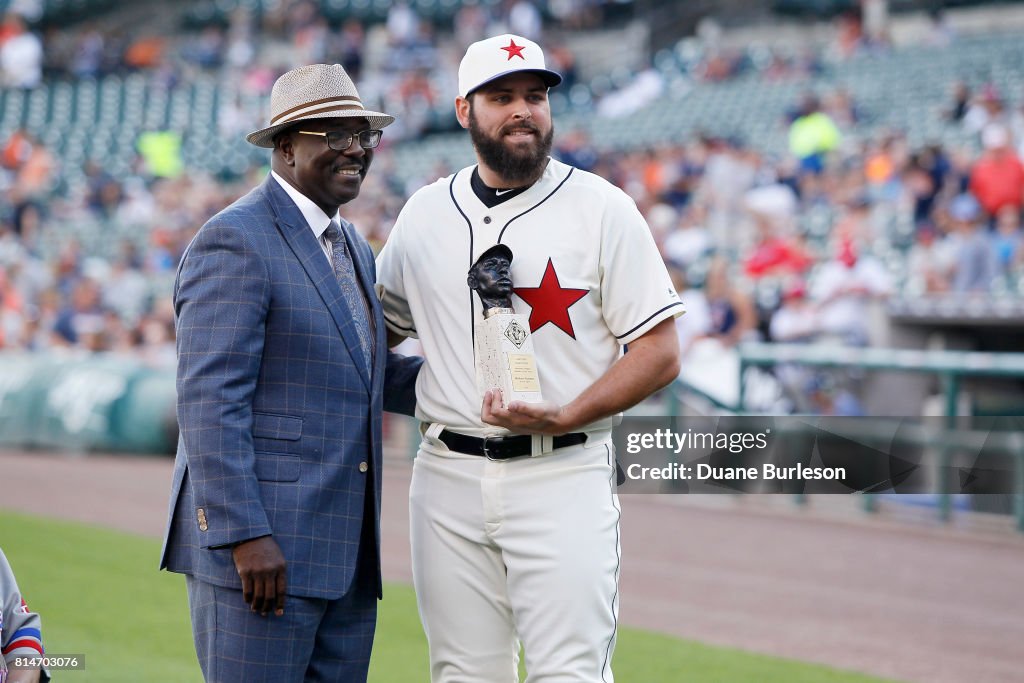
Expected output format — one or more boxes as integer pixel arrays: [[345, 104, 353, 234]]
[[252, 412, 303, 440], [253, 453, 301, 482]]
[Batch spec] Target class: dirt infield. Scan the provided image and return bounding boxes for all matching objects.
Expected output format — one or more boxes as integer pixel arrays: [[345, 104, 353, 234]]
[[2, 448, 1023, 683]]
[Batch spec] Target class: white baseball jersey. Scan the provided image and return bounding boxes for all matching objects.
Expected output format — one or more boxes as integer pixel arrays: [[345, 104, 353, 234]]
[[376, 157, 684, 435]]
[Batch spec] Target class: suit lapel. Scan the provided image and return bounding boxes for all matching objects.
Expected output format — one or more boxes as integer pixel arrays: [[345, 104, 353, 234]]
[[264, 177, 372, 392]]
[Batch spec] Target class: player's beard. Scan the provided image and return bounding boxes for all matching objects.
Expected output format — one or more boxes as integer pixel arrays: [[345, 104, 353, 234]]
[[469, 106, 553, 186]]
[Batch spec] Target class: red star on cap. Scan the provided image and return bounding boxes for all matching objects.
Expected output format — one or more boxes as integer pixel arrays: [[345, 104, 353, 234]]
[[514, 259, 589, 338], [501, 39, 527, 60]]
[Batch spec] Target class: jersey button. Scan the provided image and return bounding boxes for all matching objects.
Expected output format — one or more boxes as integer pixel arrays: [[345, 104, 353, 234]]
[[358, 461, 369, 473], [483, 216, 492, 224]]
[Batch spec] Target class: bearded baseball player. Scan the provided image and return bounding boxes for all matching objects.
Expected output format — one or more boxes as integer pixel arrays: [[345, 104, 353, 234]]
[[376, 34, 683, 682]]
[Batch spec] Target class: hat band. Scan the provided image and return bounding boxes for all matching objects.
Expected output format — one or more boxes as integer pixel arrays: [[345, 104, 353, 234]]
[[270, 97, 366, 126]]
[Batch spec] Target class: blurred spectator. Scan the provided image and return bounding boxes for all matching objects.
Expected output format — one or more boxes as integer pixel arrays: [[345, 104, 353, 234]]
[[962, 85, 1006, 135], [0, 267, 27, 348], [102, 250, 150, 323], [969, 124, 1024, 219], [294, 15, 328, 65], [9, 0, 42, 23], [0, 13, 42, 89], [832, 8, 863, 59], [702, 257, 758, 347], [864, 133, 906, 201], [907, 224, 954, 294], [546, 42, 577, 91], [554, 128, 598, 173], [507, 0, 543, 40], [53, 278, 107, 350], [991, 205, 1024, 277], [136, 131, 184, 180], [224, 7, 255, 70], [904, 145, 950, 228], [822, 88, 860, 129], [644, 202, 678, 247], [810, 238, 892, 346], [123, 35, 166, 70], [861, 0, 890, 49], [662, 202, 711, 269], [770, 279, 818, 343], [184, 27, 224, 69], [833, 194, 875, 244], [137, 302, 176, 368], [334, 19, 365, 80], [946, 193, 995, 293], [1, 128, 31, 178], [742, 184, 811, 278], [69, 25, 104, 78], [387, 1, 419, 48], [788, 94, 841, 175], [10, 135, 55, 202], [702, 137, 758, 249], [454, 4, 490, 48], [805, 372, 865, 416], [944, 81, 971, 123], [925, 7, 956, 47]]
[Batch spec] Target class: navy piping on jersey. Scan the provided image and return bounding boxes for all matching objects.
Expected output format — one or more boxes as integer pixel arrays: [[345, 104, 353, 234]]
[[449, 169, 477, 362], [496, 166, 575, 243], [601, 441, 621, 683], [614, 301, 685, 339], [451, 164, 574, 361]]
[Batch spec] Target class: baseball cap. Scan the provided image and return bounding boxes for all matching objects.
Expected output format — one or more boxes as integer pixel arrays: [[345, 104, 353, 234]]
[[458, 34, 562, 99], [476, 243, 514, 264]]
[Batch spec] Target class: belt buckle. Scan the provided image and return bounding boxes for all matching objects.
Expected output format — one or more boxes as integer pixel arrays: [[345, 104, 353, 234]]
[[481, 436, 499, 461]]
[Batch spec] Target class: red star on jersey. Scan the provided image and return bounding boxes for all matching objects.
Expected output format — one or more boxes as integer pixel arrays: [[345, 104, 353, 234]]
[[514, 259, 589, 338], [501, 39, 526, 60]]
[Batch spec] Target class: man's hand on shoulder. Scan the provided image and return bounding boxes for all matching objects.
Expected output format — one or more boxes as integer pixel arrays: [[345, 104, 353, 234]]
[[232, 536, 287, 617], [481, 389, 574, 435]]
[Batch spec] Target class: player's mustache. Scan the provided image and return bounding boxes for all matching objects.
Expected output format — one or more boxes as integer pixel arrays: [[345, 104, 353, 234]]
[[501, 122, 540, 136]]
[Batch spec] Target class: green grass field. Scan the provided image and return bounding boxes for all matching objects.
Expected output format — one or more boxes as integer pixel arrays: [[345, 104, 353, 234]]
[[0, 510, 893, 682]]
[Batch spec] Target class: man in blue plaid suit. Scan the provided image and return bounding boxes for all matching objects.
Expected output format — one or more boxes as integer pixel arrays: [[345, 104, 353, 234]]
[[160, 64, 421, 682]]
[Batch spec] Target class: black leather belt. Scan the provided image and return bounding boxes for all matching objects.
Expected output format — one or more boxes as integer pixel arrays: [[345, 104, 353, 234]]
[[438, 430, 586, 460]]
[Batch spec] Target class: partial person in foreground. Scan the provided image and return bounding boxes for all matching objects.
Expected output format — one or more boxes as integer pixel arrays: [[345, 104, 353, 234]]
[[160, 63, 420, 683], [376, 34, 683, 682], [1, 548, 47, 683]]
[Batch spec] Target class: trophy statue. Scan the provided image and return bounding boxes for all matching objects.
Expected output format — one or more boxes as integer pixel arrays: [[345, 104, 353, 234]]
[[469, 244, 543, 404]]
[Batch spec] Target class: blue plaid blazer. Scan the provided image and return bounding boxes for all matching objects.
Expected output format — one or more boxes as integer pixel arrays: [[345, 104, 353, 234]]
[[160, 175, 420, 600]]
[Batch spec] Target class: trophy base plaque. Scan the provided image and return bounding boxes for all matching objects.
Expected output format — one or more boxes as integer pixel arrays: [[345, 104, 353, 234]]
[[475, 311, 543, 404]]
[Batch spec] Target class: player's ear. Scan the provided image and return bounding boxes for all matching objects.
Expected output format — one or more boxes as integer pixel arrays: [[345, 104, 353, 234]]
[[455, 96, 471, 129], [467, 272, 478, 288]]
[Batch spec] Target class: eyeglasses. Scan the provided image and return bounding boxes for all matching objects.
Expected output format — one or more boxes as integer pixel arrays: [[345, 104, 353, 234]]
[[297, 129, 383, 151]]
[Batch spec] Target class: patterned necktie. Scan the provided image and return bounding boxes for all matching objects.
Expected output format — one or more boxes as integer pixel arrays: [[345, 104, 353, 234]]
[[324, 219, 374, 369]]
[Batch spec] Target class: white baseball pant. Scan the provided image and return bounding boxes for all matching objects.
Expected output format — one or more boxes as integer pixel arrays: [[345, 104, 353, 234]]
[[409, 432, 621, 683]]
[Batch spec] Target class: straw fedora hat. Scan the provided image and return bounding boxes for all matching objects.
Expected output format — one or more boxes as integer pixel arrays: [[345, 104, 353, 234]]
[[246, 63, 394, 148]]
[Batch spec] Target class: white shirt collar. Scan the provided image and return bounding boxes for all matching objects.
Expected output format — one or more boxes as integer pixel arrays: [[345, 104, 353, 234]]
[[270, 170, 340, 238]]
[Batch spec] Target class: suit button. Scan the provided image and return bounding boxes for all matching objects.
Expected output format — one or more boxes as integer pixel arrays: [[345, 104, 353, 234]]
[[359, 461, 368, 473]]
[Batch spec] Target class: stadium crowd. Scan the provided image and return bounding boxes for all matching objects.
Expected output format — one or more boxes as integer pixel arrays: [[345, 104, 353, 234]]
[[0, 0, 1022, 415]]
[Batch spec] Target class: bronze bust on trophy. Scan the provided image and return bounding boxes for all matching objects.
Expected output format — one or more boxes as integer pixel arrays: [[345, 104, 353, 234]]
[[468, 245, 544, 404]]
